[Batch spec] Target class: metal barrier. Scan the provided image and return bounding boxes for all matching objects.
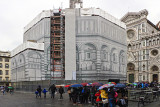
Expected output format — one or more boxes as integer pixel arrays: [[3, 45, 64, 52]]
[[128, 88, 160, 107]]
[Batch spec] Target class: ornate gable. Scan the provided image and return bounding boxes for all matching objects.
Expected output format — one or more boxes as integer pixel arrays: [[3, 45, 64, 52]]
[[121, 9, 148, 23]]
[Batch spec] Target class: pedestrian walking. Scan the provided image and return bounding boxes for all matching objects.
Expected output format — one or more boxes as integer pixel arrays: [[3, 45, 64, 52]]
[[42, 88, 48, 98], [49, 84, 57, 99], [67, 87, 72, 101], [71, 88, 78, 105], [9, 87, 14, 95], [2, 86, 5, 95], [35, 90, 39, 98], [59, 86, 64, 99], [37, 85, 42, 98]]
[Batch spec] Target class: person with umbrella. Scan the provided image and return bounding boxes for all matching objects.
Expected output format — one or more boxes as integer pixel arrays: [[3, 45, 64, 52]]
[[90, 86, 97, 106], [95, 90, 102, 107], [67, 87, 72, 101], [108, 87, 116, 107], [71, 88, 78, 105], [8, 86, 14, 95], [101, 88, 109, 107]]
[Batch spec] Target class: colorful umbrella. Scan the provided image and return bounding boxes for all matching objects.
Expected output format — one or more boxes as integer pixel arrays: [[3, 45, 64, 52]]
[[108, 82, 116, 85], [132, 83, 138, 86], [114, 83, 126, 88], [86, 83, 92, 86], [98, 84, 115, 90], [81, 83, 88, 86], [70, 84, 83, 88], [64, 85, 71, 87]]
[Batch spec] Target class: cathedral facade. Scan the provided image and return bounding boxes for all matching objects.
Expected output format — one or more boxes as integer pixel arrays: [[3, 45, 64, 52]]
[[121, 9, 160, 83]]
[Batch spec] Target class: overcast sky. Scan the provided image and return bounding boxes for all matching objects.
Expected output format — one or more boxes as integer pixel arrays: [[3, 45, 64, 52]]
[[0, 0, 160, 51]]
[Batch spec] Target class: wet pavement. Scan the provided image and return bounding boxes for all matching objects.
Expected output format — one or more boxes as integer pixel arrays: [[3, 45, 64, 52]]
[[0, 91, 160, 107]]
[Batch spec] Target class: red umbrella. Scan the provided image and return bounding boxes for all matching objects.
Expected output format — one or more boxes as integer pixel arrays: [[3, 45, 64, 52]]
[[64, 85, 71, 87], [81, 83, 88, 86]]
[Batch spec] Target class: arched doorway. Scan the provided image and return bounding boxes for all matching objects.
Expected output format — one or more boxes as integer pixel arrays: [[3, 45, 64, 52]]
[[153, 74, 158, 82], [129, 74, 134, 83]]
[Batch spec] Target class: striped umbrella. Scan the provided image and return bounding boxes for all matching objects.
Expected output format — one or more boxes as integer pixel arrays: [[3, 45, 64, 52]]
[[98, 84, 115, 90]]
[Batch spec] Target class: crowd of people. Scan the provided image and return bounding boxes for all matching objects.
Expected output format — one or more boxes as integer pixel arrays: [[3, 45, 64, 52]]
[[35, 84, 128, 107], [66, 86, 128, 107], [0, 86, 14, 95]]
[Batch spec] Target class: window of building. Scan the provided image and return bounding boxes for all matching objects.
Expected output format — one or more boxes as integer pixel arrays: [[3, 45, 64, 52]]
[[142, 23, 145, 27], [143, 56, 145, 60], [0, 63, 2, 68], [5, 70, 9, 75], [113, 53, 116, 62], [143, 76, 145, 81], [149, 41, 151, 46], [142, 29, 145, 32], [5, 64, 9, 68], [143, 65, 145, 71], [0, 77, 2, 81], [0, 70, 3, 75], [139, 75, 141, 81], [5, 58, 9, 62], [143, 50, 145, 55], [6, 77, 9, 81], [151, 49, 158, 56], [0, 58, 2, 62], [87, 53, 91, 59], [143, 42, 145, 46]]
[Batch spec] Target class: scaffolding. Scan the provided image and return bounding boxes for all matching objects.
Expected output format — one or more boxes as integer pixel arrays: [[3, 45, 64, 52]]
[[50, 9, 65, 79]]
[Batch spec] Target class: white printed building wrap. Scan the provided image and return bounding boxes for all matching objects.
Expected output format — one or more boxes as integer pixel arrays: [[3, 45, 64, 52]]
[[80, 8, 126, 29], [11, 41, 44, 57]]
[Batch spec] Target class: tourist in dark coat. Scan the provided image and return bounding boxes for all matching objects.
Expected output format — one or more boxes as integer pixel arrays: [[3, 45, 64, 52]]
[[59, 86, 64, 99], [49, 84, 57, 99], [37, 85, 42, 98]]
